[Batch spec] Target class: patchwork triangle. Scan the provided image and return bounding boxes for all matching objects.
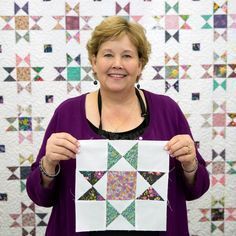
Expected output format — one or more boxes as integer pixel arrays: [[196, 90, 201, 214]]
[[106, 201, 120, 226], [123, 143, 138, 169], [107, 143, 122, 169], [78, 187, 105, 201], [80, 171, 106, 185], [20, 180, 26, 192], [106, 201, 135, 227], [121, 201, 135, 226], [108, 143, 138, 170], [139, 171, 165, 185], [137, 187, 164, 201]]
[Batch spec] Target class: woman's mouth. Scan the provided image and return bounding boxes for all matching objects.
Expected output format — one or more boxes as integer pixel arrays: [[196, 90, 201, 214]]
[[108, 73, 127, 78]]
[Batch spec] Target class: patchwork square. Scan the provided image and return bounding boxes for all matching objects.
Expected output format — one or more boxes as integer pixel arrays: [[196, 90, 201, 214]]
[[16, 67, 31, 81], [66, 16, 80, 30], [213, 113, 226, 127], [15, 16, 29, 30], [165, 66, 179, 79], [211, 208, 224, 221], [0, 145, 5, 153], [214, 65, 227, 77], [107, 171, 137, 200], [44, 44, 52, 53], [214, 15, 227, 28], [0, 193, 7, 201], [212, 162, 225, 175], [18, 117, 32, 131], [20, 166, 31, 179], [192, 43, 200, 51], [22, 213, 35, 226], [165, 15, 179, 29], [106, 200, 135, 227], [67, 67, 81, 81], [192, 93, 200, 100], [45, 95, 53, 103]]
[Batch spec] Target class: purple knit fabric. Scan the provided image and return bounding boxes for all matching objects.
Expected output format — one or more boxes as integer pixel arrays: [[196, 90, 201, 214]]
[[26, 90, 210, 236]]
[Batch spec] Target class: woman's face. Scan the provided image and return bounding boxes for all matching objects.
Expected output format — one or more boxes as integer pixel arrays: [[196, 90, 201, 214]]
[[91, 34, 142, 93]]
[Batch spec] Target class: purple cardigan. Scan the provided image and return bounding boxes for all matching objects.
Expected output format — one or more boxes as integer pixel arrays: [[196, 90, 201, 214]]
[[26, 90, 209, 236]]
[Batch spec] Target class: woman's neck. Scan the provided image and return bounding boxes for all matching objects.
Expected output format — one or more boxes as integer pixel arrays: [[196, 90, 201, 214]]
[[98, 87, 137, 108]]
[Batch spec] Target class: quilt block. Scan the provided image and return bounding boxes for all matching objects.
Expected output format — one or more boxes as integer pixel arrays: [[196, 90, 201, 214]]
[[75, 140, 169, 232]]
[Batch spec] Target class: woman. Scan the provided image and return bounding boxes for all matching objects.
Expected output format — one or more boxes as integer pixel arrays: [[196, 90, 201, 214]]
[[26, 16, 209, 236]]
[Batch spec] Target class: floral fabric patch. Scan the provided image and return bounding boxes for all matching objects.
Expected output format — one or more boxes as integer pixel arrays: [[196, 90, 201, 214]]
[[137, 187, 164, 201], [107, 171, 137, 200], [139, 171, 165, 185], [78, 187, 105, 201], [80, 171, 106, 185]]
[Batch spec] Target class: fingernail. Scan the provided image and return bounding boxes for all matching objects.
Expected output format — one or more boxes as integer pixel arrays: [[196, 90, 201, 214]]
[[164, 146, 168, 151]]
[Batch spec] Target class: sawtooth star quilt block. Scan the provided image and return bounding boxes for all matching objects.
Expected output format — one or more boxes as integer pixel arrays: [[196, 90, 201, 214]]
[[75, 140, 169, 232]]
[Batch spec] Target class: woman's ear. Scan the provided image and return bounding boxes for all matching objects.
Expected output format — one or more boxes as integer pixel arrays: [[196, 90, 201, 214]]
[[91, 55, 97, 70], [138, 60, 143, 75]]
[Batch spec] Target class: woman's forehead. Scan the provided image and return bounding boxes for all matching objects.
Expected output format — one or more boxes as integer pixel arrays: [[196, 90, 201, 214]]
[[98, 35, 138, 52]]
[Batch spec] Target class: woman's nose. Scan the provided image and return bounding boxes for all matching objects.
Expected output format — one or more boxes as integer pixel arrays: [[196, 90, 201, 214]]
[[112, 57, 123, 69]]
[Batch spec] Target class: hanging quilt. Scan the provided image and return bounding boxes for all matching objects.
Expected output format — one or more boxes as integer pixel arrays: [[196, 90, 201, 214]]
[[75, 140, 169, 232]]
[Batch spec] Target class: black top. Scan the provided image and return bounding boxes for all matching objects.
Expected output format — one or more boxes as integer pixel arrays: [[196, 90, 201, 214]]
[[87, 88, 149, 140]]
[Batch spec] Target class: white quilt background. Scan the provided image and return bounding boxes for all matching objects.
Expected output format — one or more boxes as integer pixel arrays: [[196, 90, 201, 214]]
[[0, 0, 236, 235]]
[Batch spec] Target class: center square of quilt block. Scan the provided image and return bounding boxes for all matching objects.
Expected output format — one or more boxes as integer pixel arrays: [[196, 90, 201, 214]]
[[107, 171, 137, 200]]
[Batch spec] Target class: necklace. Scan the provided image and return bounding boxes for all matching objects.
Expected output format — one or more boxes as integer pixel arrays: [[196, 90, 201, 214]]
[[97, 88, 147, 132]]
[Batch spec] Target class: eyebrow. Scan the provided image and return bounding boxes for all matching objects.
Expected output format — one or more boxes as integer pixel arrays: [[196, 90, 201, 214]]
[[101, 49, 135, 54]]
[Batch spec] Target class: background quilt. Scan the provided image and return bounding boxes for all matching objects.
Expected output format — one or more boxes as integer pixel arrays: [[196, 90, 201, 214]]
[[75, 140, 169, 232], [0, 0, 235, 235]]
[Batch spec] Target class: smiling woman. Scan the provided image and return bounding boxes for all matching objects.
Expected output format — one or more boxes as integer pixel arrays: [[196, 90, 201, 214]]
[[26, 16, 209, 236], [87, 16, 151, 71], [91, 35, 142, 93]]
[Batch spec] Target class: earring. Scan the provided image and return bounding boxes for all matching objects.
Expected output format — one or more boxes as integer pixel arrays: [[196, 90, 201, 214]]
[[93, 80, 98, 85], [136, 74, 141, 89]]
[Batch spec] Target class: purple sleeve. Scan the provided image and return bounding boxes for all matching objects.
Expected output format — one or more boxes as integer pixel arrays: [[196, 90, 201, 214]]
[[26, 110, 60, 207], [175, 102, 210, 201]]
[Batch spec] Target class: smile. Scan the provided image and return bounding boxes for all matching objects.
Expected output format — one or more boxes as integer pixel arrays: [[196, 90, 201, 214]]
[[107, 73, 127, 78]]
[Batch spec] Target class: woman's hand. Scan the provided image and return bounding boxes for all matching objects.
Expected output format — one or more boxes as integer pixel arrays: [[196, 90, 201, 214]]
[[165, 134, 197, 172], [44, 132, 80, 168]]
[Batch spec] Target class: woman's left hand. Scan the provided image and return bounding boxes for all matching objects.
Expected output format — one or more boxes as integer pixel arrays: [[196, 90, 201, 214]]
[[165, 134, 197, 171]]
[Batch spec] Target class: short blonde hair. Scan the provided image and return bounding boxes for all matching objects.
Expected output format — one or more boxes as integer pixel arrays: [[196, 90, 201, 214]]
[[87, 16, 151, 70]]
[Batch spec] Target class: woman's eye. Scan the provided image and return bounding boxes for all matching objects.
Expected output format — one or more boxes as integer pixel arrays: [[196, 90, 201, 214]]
[[123, 54, 132, 58], [104, 54, 113, 57]]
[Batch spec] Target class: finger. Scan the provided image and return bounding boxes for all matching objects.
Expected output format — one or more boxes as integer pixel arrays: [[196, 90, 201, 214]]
[[50, 145, 77, 159], [167, 140, 186, 156], [53, 137, 79, 154], [166, 135, 192, 153], [55, 132, 79, 146], [170, 145, 190, 157], [165, 135, 185, 151]]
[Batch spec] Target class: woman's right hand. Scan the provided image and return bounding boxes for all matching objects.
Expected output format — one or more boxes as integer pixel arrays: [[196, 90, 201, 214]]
[[44, 132, 80, 168]]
